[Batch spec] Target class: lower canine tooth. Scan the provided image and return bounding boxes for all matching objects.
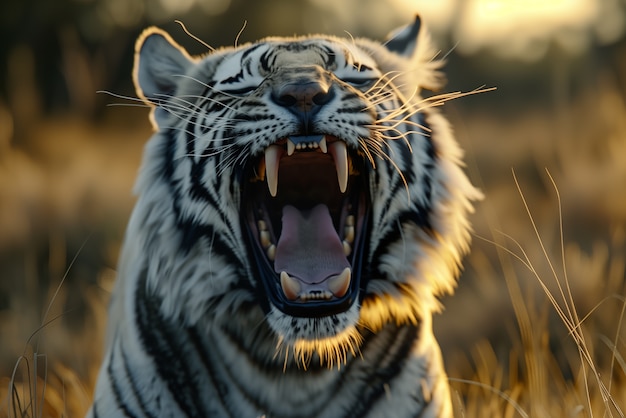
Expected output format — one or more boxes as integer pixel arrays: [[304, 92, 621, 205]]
[[328, 268, 351, 298], [280, 271, 301, 301]]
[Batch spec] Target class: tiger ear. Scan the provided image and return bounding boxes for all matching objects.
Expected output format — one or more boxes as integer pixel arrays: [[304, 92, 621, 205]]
[[133, 27, 194, 126], [384, 15, 422, 58]]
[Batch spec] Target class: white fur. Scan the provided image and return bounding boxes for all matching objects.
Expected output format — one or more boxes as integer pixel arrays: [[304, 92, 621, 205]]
[[89, 17, 478, 418]]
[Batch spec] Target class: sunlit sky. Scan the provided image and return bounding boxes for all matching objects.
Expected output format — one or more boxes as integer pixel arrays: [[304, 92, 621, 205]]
[[92, 0, 624, 62], [393, 0, 625, 60]]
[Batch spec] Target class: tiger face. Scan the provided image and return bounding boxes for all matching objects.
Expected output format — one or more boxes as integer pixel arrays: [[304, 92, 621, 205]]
[[132, 16, 479, 366]]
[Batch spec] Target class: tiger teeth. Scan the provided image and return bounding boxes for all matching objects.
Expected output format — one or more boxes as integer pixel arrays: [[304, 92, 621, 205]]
[[280, 271, 301, 301], [264, 145, 282, 197], [260, 230, 271, 248], [264, 136, 347, 197], [344, 225, 354, 243], [328, 268, 351, 298], [319, 136, 327, 153], [267, 244, 276, 261], [300, 291, 332, 301], [342, 240, 352, 256], [329, 141, 348, 193], [280, 269, 351, 301]]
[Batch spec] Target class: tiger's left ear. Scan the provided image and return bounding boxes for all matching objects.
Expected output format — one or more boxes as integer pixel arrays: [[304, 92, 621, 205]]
[[384, 15, 422, 57]]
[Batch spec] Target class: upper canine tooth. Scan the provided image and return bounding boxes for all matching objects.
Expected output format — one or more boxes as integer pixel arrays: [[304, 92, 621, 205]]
[[328, 268, 351, 298], [264, 145, 282, 197], [329, 141, 348, 193], [280, 271, 301, 301], [287, 139, 296, 156]]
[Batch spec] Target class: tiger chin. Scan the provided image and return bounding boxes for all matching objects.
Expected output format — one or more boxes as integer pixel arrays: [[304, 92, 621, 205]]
[[88, 15, 481, 418]]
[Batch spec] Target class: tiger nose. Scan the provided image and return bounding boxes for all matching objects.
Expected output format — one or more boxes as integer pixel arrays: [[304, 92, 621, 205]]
[[272, 81, 334, 116]]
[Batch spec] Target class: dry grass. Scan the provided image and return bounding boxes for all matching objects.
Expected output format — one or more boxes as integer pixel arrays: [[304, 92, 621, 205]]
[[448, 171, 626, 417]]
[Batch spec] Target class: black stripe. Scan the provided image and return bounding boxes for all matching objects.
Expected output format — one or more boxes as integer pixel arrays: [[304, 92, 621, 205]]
[[420, 115, 435, 206], [204, 94, 233, 114], [161, 129, 184, 225], [342, 325, 421, 418], [177, 218, 244, 271], [370, 209, 433, 276], [219, 321, 338, 416], [184, 115, 196, 157], [121, 339, 157, 418], [107, 337, 140, 418], [160, 125, 243, 264], [220, 323, 278, 371], [336, 104, 367, 114], [240, 43, 264, 64], [135, 274, 209, 417], [321, 45, 336, 68], [185, 328, 232, 416], [222, 69, 245, 84]]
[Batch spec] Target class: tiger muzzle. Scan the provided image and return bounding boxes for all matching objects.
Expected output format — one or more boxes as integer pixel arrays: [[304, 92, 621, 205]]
[[270, 66, 335, 134]]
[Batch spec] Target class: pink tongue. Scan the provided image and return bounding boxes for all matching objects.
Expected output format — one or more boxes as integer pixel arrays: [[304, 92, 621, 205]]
[[274, 204, 350, 284]]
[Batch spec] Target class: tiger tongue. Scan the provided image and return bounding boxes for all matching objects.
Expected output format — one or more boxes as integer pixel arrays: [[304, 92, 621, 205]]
[[274, 204, 350, 284]]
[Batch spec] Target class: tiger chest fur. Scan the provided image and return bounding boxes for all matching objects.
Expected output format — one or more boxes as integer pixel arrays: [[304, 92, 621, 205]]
[[88, 16, 480, 418]]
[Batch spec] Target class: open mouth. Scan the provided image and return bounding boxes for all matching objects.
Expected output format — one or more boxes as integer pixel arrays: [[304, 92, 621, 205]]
[[241, 134, 370, 318]]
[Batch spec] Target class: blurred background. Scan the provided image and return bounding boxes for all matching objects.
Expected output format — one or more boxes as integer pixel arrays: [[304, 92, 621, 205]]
[[1, 0, 625, 416]]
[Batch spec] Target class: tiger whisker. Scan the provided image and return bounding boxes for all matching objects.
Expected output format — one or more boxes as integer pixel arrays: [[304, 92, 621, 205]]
[[363, 70, 406, 96], [360, 135, 411, 202], [180, 142, 239, 160], [160, 105, 239, 136], [96, 89, 145, 103], [357, 138, 377, 169]]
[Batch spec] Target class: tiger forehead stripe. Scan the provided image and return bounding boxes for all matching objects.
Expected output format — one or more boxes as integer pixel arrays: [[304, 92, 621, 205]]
[[270, 43, 337, 69]]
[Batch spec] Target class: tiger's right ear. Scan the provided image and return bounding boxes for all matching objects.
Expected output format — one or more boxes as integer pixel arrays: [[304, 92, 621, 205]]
[[384, 15, 421, 58], [133, 28, 194, 123]]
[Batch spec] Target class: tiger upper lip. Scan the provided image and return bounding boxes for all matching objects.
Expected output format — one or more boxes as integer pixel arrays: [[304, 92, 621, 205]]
[[264, 135, 348, 197]]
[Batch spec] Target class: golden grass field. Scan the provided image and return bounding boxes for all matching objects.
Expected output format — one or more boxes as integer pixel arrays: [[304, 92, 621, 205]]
[[1, 2, 625, 416]]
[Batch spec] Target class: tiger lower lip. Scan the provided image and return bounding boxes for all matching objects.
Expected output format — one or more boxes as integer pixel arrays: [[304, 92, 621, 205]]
[[263, 135, 347, 196]]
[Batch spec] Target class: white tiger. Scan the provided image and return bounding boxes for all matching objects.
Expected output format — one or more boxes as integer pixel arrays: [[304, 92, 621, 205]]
[[88, 16, 480, 417]]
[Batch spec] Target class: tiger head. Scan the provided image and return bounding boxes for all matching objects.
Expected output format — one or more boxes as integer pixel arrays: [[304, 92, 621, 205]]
[[131, 16, 480, 366]]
